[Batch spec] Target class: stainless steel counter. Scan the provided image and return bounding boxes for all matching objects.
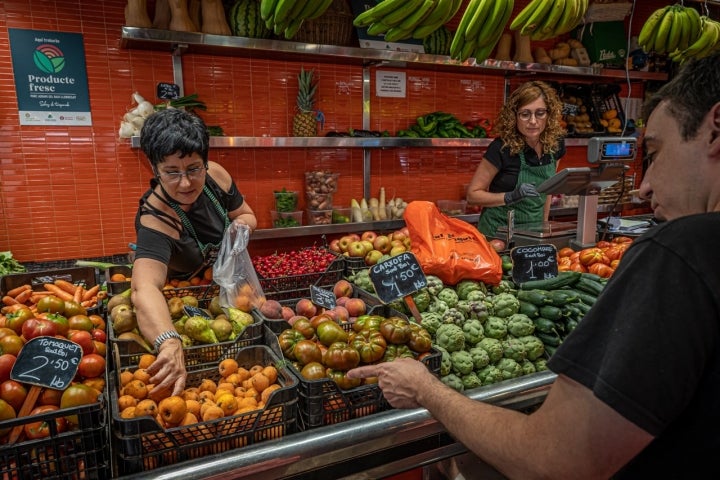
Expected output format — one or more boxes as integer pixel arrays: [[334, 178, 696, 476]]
[[122, 371, 555, 480]]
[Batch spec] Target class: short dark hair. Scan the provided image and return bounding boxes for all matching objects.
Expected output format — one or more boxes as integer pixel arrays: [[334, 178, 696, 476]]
[[139, 108, 210, 167], [643, 53, 720, 141]]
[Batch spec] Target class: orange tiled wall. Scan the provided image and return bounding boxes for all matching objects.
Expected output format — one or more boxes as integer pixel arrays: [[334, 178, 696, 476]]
[[0, 1, 665, 262]]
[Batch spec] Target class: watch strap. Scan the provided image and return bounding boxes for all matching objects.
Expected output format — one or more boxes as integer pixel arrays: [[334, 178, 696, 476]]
[[154, 330, 182, 351]]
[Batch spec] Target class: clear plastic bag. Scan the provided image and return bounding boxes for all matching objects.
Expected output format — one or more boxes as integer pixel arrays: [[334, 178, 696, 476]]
[[213, 222, 265, 311]]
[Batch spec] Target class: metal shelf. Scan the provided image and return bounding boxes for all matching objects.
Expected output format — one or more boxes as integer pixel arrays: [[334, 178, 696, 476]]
[[129, 136, 595, 149], [120, 27, 668, 82]]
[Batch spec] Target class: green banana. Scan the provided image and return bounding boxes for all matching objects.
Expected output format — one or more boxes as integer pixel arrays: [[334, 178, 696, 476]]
[[510, 0, 539, 31], [674, 6, 691, 52], [476, 0, 509, 47], [459, 35, 478, 62], [381, 0, 426, 27], [520, 0, 556, 37], [638, 6, 669, 52], [306, 0, 335, 20], [446, 0, 464, 24], [473, 38, 496, 63], [399, 0, 437, 35], [684, 6, 702, 46], [360, 0, 412, 25], [367, 20, 392, 36], [664, 6, 682, 53], [450, 0, 481, 57], [294, 0, 320, 21], [533, 0, 565, 40], [261, 0, 279, 22], [287, 0, 310, 23], [653, 7, 675, 54], [554, 0, 580, 37], [384, 24, 415, 42], [412, 0, 456, 39], [284, 15, 305, 39], [483, 0, 513, 52], [694, 18, 720, 58], [273, 0, 296, 26], [464, 0, 494, 42]]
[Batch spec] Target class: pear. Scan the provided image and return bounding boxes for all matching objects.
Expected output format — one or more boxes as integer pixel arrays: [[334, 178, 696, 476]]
[[208, 296, 224, 317], [210, 318, 233, 342], [227, 307, 254, 335], [181, 295, 199, 307], [180, 334, 193, 348], [184, 316, 218, 344], [167, 297, 186, 319], [111, 304, 137, 334], [107, 294, 132, 312]]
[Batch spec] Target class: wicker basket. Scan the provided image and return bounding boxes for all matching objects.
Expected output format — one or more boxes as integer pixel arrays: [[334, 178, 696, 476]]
[[293, 0, 355, 47]]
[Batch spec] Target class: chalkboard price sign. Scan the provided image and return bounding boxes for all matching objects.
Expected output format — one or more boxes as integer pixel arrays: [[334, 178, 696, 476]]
[[11, 337, 82, 390], [510, 243, 558, 285], [157, 82, 180, 100], [310, 285, 336, 310], [184, 305, 212, 319], [369, 252, 427, 304]]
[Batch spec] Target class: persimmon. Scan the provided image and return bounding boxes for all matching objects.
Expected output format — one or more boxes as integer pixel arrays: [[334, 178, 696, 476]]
[[200, 400, 217, 419], [158, 395, 187, 427], [138, 354, 157, 370], [262, 366, 278, 384], [181, 388, 199, 402], [201, 404, 224, 422], [249, 364, 264, 376], [185, 399, 201, 417], [234, 294, 253, 312], [218, 358, 239, 378], [110, 273, 127, 282], [250, 373, 271, 393], [118, 394, 138, 411], [133, 398, 158, 418], [199, 378, 217, 394], [120, 370, 134, 387], [123, 379, 149, 400], [83, 377, 106, 393], [120, 406, 136, 419], [133, 368, 152, 384], [180, 412, 199, 426], [215, 393, 238, 416], [236, 396, 257, 409], [198, 390, 215, 404]]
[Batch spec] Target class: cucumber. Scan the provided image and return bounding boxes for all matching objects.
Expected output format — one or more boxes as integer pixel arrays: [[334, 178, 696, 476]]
[[563, 289, 598, 306], [539, 305, 563, 321], [516, 289, 550, 306], [533, 316, 558, 334], [519, 271, 581, 291], [519, 300, 540, 318], [536, 331, 562, 347], [575, 276, 605, 296], [544, 289, 579, 307]]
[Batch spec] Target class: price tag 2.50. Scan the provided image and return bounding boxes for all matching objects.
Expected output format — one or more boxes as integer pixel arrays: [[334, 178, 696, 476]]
[[11, 336, 82, 390]]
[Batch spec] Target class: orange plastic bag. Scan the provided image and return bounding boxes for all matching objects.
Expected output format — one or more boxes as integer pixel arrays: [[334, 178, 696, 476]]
[[403, 201, 502, 286]]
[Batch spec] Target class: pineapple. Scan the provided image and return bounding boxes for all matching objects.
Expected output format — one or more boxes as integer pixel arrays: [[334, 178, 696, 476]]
[[292, 67, 318, 137]]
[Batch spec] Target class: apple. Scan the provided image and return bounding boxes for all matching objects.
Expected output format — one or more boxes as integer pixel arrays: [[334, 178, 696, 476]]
[[349, 233, 361, 242], [361, 231, 378, 242], [333, 279, 354, 299], [372, 235, 392, 254], [347, 241, 367, 258], [391, 230, 407, 242], [403, 237, 412, 250], [338, 236, 355, 253], [360, 240, 375, 255], [328, 239, 342, 254], [295, 298, 317, 318], [344, 298, 367, 317], [281, 306, 295, 321], [364, 249, 383, 266], [390, 245, 407, 256], [390, 239, 405, 249]]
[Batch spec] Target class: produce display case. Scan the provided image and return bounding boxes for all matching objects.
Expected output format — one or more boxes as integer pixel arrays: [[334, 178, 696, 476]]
[[110, 345, 298, 476], [0, 394, 111, 480]]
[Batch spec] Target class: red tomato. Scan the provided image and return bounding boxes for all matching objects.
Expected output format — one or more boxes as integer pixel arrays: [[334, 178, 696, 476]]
[[77, 354, 106, 379], [0, 379, 27, 412], [24, 405, 66, 439], [588, 262, 614, 278], [91, 328, 106, 343], [569, 262, 588, 273], [612, 236, 634, 244], [300, 361, 327, 380], [21, 318, 58, 341], [604, 247, 625, 262], [67, 330, 94, 355], [558, 247, 575, 258], [558, 257, 572, 267], [5, 308, 34, 335], [0, 354, 16, 383], [578, 248, 606, 266], [89, 315, 106, 331]]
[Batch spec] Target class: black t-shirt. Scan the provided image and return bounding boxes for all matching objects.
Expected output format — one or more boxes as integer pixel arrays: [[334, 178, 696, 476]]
[[548, 213, 720, 477], [484, 137, 566, 192], [134, 175, 244, 278]]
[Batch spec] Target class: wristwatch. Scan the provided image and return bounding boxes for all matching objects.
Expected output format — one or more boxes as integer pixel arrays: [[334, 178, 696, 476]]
[[154, 330, 182, 351]]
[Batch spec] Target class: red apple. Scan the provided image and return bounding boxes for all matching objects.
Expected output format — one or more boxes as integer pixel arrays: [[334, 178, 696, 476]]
[[390, 239, 405, 249], [365, 249, 383, 266], [333, 279, 354, 299], [372, 235, 392, 254], [361, 231, 378, 242], [281, 306, 295, 321], [391, 230, 407, 242], [347, 241, 367, 258], [328, 239, 342, 254], [295, 298, 317, 318], [345, 298, 367, 317], [349, 233, 361, 242]]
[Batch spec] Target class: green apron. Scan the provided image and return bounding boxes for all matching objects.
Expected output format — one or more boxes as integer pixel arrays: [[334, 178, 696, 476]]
[[478, 151, 557, 238]]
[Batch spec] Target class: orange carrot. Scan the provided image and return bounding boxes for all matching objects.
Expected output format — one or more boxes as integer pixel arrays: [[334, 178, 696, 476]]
[[54, 279, 78, 295], [81, 300, 95, 308], [2, 296, 19, 306], [1, 304, 26, 314], [30, 293, 51, 304], [43, 284, 74, 301], [14, 289, 33, 304], [6, 284, 31, 298], [73, 285, 84, 303], [81, 285, 100, 302]]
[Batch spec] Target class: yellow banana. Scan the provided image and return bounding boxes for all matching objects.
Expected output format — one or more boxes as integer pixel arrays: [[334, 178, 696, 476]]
[[464, 0, 494, 41], [638, 6, 668, 52], [476, 0, 510, 48]]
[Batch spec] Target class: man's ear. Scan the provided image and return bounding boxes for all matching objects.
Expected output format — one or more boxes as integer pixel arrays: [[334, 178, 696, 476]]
[[710, 102, 720, 158]]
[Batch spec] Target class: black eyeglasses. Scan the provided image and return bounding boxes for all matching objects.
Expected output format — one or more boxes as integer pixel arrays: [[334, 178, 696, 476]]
[[157, 165, 207, 184]]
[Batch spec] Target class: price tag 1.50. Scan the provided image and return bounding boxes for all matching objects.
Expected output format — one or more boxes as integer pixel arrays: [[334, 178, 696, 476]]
[[510, 243, 559, 285], [369, 252, 427, 304], [11, 336, 82, 390]]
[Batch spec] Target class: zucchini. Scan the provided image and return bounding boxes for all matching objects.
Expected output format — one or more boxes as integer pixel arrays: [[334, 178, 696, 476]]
[[519, 271, 581, 290], [539, 305, 563, 321], [519, 300, 540, 318], [516, 289, 550, 306], [575, 276, 605, 296], [533, 316, 558, 334]]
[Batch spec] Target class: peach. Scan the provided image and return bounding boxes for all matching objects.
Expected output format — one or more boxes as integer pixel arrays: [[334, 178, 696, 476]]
[[295, 298, 317, 318], [332, 279, 353, 299], [344, 298, 367, 317]]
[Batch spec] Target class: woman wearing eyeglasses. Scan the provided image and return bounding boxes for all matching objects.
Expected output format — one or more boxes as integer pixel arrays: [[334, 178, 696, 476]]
[[467, 81, 566, 238], [131, 108, 257, 399]]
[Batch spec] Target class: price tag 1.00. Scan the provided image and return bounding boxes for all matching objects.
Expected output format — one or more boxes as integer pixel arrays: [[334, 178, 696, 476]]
[[369, 252, 427, 304], [510, 243, 559, 285], [11, 336, 82, 391]]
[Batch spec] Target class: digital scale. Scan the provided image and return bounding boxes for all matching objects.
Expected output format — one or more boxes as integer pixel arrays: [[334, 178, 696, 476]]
[[502, 137, 638, 249]]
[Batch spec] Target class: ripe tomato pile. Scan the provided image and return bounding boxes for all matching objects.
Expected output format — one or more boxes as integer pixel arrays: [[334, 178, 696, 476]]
[[252, 247, 337, 278], [557, 236, 634, 278]]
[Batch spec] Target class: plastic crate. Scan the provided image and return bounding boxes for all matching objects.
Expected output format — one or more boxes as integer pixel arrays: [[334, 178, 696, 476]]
[[343, 256, 368, 277], [559, 83, 606, 138], [258, 252, 345, 301], [161, 283, 220, 301], [110, 311, 264, 371], [111, 345, 298, 475], [105, 265, 132, 296], [0, 394, 110, 480], [0, 266, 98, 296], [264, 306, 440, 430], [590, 83, 627, 135]]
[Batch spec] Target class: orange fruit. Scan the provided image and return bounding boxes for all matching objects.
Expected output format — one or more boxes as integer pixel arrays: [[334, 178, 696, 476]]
[[215, 393, 238, 416], [181, 389, 199, 402], [249, 365, 264, 376], [200, 401, 217, 418], [236, 396, 257, 409], [235, 367, 251, 382], [203, 267, 213, 282], [189, 276, 201, 286], [120, 406, 136, 419], [119, 370, 134, 387], [261, 384, 281, 404], [198, 378, 217, 394], [158, 395, 187, 427], [118, 394, 138, 411], [177, 280, 191, 288], [180, 412, 198, 426], [198, 390, 215, 403], [185, 399, 201, 418], [110, 273, 127, 282], [262, 366, 278, 384], [234, 294, 253, 312], [123, 379, 148, 400], [138, 354, 157, 370], [133, 368, 152, 384], [218, 358, 239, 378], [201, 404, 224, 422], [250, 373, 271, 393], [133, 398, 158, 418]]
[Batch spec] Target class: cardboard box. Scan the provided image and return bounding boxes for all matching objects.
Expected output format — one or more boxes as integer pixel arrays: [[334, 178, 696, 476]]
[[574, 21, 628, 67], [350, 0, 424, 53]]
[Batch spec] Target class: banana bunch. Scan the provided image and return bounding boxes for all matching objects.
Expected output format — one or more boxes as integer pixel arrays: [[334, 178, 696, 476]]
[[509, 0, 589, 41], [639, 5, 717, 61], [669, 16, 720, 63], [260, 0, 335, 39], [449, 0, 514, 63], [352, 0, 463, 43]]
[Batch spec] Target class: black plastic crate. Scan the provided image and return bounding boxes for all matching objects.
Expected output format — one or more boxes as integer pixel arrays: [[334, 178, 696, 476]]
[[111, 345, 298, 475], [0, 266, 98, 297], [161, 283, 220, 302], [0, 394, 110, 480], [257, 252, 345, 302], [105, 265, 132, 296]]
